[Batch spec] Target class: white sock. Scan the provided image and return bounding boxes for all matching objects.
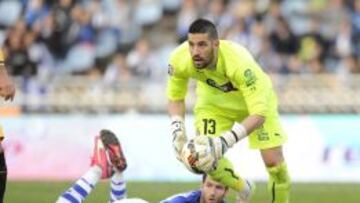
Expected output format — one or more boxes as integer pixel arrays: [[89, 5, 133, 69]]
[[56, 166, 102, 203], [109, 171, 127, 203]]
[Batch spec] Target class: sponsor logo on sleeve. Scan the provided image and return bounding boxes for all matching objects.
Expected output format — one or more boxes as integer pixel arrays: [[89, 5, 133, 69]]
[[244, 69, 257, 91], [244, 69, 257, 87]]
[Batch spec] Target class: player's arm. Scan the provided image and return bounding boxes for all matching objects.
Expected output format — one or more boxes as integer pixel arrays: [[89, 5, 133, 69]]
[[167, 64, 189, 161], [168, 99, 185, 118], [0, 50, 15, 101], [242, 115, 265, 133], [219, 49, 270, 145], [216, 113, 265, 144], [168, 99, 187, 161]]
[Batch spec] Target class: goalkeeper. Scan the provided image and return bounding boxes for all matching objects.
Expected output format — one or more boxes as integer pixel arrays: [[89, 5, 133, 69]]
[[167, 19, 290, 203]]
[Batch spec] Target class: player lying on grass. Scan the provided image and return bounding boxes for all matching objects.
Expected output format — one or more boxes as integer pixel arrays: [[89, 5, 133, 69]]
[[56, 129, 229, 203], [55, 129, 145, 203]]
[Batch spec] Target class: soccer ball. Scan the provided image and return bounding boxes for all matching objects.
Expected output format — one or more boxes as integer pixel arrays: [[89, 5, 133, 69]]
[[181, 138, 211, 174]]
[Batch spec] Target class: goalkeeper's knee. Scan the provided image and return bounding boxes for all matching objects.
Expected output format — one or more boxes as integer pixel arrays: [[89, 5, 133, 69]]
[[208, 158, 247, 192], [0, 151, 7, 203], [267, 161, 291, 203]]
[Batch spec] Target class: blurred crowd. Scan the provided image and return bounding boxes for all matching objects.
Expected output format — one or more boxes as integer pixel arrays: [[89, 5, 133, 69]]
[[1, 0, 360, 85]]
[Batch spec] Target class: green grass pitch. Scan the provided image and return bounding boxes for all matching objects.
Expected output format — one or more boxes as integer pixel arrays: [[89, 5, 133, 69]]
[[4, 181, 360, 203]]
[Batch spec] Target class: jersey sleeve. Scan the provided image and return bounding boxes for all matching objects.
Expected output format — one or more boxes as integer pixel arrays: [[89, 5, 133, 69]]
[[160, 190, 201, 203], [231, 48, 271, 117], [160, 196, 186, 203], [166, 55, 189, 101]]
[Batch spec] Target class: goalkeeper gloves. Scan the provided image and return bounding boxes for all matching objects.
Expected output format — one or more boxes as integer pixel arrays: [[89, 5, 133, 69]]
[[171, 116, 187, 161], [219, 122, 247, 149], [195, 122, 247, 172]]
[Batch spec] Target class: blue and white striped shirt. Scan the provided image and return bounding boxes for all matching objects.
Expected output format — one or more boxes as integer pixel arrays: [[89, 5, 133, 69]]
[[160, 190, 227, 203]]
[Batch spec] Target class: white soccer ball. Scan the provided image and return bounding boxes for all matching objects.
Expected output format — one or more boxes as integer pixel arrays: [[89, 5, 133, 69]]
[[180, 138, 211, 174]]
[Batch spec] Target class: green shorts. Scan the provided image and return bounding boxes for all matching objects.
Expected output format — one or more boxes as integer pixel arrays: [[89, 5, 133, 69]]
[[194, 108, 287, 149]]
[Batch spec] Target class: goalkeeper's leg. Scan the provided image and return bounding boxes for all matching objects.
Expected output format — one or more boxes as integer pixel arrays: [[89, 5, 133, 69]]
[[262, 147, 290, 203], [208, 157, 252, 194], [0, 146, 6, 203]]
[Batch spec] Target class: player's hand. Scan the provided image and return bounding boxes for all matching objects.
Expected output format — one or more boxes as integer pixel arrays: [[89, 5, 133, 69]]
[[194, 123, 247, 172], [193, 135, 228, 172], [0, 72, 15, 101], [171, 116, 187, 161]]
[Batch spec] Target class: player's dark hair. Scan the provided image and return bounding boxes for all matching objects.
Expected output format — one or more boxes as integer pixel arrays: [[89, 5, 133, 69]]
[[202, 174, 229, 190], [189, 19, 218, 40]]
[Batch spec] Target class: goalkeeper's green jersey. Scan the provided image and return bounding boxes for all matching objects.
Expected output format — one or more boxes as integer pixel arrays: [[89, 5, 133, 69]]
[[167, 40, 279, 121]]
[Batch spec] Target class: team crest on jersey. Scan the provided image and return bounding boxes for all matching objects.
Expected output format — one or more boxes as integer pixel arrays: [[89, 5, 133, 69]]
[[168, 64, 174, 76]]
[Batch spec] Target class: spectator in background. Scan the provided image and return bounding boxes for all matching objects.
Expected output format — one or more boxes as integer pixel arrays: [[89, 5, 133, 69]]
[[231, 0, 256, 32], [320, 0, 349, 41], [336, 19, 353, 59], [127, 38, 160, 80], [270, 16, 300, 55], [225, 18, 251, 50], [176, 0, 199, 43], [68, 4, 95, 45], [203, 0, 233, 38], [103, 52, 132, 86], [26, 28, 55, 80], [88, 0, 141, 56], [4, 25, 37, 77], [226, 18, 265, 57], [262, 0, 282, 34], [113, 0, 141, 51], [0, 0, 358, 80], [337, 54, 360, 81], [24, 0, 49, 29], [194, 0, 210, 18], [56, 4, 96, 75], [42, 0, 74, 59], [269, 16, 300, 73], [298, 17, 327, 73], [351, 0, 360, 57], [257, 38, 283, 73]]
